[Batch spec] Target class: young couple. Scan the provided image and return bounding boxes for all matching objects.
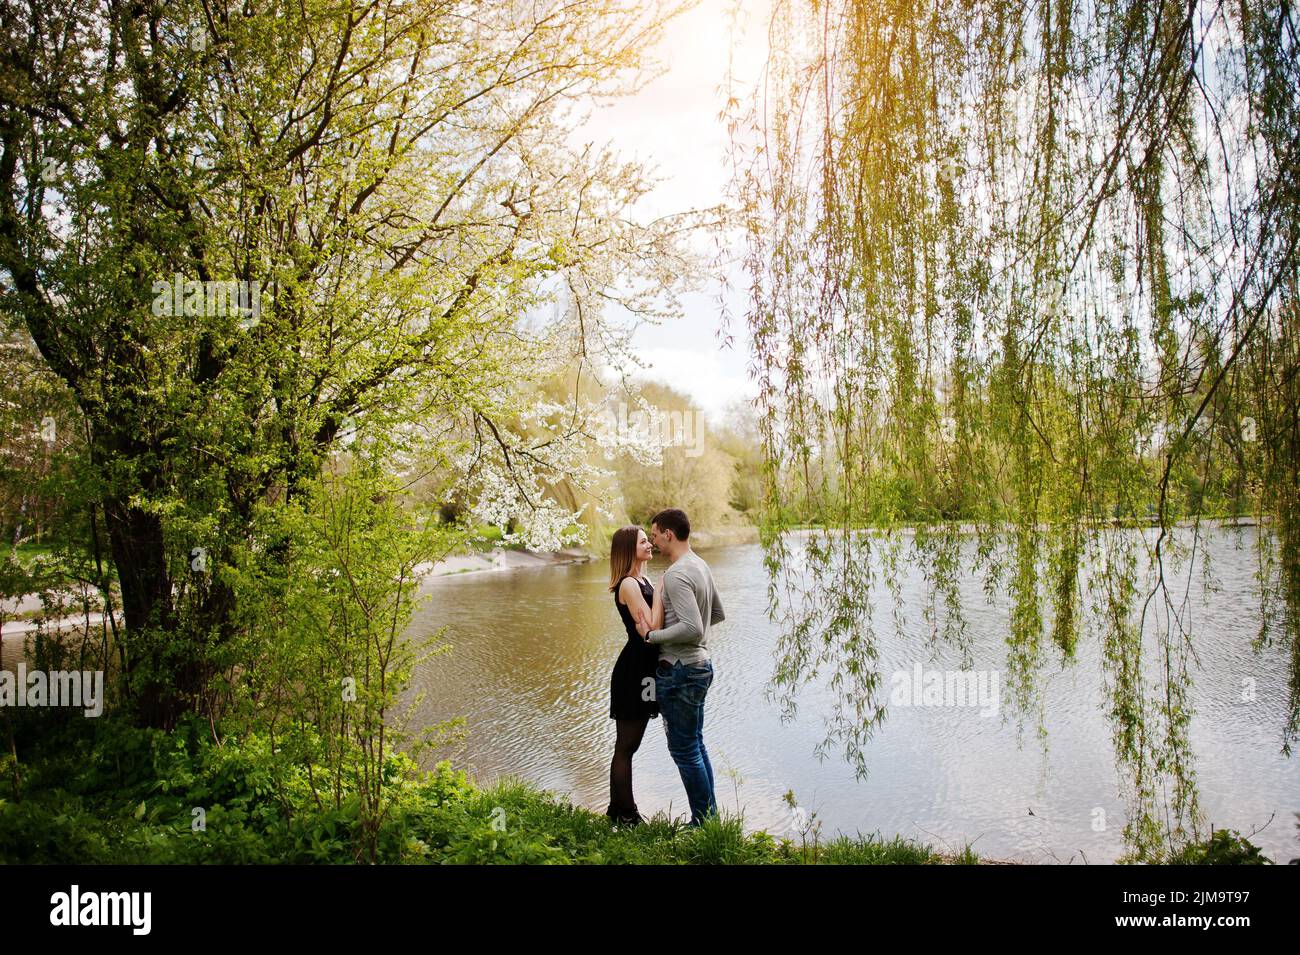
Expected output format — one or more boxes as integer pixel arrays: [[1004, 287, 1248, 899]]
[[606, 507, 726, 829]]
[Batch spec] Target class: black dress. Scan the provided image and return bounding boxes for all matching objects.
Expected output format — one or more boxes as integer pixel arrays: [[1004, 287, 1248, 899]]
[[610, 575, 661, 720]]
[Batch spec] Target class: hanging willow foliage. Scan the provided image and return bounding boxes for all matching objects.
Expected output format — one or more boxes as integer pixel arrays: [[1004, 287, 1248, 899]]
[[728, 0, 1298, 859]]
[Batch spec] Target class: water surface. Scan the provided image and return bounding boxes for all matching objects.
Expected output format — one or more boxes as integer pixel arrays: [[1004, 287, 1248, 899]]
[[403, 530, 1300, 863]]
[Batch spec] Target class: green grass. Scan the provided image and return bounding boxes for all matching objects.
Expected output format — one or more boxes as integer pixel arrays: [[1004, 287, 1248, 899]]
[[11, 541, 58, 570], [9, 717, 1276, 864], [952, 842, 982, 865], [0, 608, 44, 622], [458, 524, 536, 554], [8, 717, 1281, 864], [444, 777, 952, 865], [815, 831, 946, 865], [0, 717, 965, 865]]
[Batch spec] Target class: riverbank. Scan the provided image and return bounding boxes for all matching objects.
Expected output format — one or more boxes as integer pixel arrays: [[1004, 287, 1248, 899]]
[[0, 524, 758, 640], [413, 521, 759, 580], [0, 545, 599, 639], [416, 546, 596, 579], [0, 717, 978, 865], [5, 715, 1262, 864]]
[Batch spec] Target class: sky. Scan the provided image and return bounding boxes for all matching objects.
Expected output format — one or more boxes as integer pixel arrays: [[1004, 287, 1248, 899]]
[[575, 0, 772, 423]]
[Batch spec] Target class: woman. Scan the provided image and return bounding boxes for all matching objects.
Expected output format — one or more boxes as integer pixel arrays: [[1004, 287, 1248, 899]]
[[606, 524, 664, 826]]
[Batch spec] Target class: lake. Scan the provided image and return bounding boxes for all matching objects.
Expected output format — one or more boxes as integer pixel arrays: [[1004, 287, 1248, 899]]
[[402, 528, 1300, 863]]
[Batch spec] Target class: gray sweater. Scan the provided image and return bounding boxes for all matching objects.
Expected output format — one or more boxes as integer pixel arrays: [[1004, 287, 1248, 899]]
[[648, 550, 725, 664]]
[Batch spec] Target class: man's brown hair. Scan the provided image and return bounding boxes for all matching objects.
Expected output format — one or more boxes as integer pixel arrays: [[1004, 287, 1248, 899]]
[[650, 508, 690, 541]]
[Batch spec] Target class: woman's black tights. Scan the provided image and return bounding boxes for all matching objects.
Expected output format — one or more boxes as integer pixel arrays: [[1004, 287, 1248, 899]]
[[607, 716, 649, 822]]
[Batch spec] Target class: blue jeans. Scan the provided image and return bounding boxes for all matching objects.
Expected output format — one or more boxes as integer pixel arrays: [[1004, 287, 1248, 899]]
[[655, 659, 717, 826]]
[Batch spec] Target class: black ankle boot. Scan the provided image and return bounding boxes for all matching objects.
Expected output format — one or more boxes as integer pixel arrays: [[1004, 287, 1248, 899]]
[[606, 805, 643, 828]]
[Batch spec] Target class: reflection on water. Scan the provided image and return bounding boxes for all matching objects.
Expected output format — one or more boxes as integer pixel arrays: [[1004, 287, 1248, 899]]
[[402, 530, 1300, 863]]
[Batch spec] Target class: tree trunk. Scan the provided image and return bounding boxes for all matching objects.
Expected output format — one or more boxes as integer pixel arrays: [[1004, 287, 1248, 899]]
[[101, 491, 184, 727]]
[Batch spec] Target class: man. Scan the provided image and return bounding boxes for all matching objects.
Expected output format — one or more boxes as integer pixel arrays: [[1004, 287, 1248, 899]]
[[636, 507, 725, 826]]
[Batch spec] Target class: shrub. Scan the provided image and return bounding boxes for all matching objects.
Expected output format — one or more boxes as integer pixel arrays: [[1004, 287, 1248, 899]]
[[1169, 829, 1273, 865]]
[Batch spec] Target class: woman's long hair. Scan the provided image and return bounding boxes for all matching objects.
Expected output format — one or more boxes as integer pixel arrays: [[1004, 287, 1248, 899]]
[[608, 525, 643, 592]]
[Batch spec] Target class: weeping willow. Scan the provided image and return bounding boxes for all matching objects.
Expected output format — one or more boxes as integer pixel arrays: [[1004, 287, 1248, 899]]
[[729, 0, 1298, 859]]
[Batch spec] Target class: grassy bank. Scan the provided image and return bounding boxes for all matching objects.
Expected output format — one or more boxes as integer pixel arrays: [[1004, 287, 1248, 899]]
[[0, 716, 962, 865]]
